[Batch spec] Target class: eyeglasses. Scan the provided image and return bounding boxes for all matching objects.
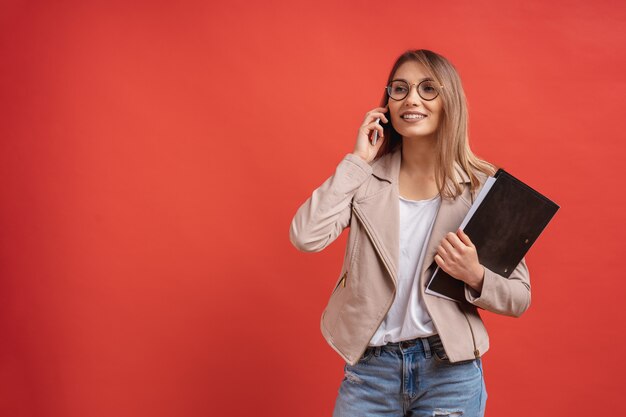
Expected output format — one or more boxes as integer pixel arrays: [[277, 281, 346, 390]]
[[385, 79, 443, 101]]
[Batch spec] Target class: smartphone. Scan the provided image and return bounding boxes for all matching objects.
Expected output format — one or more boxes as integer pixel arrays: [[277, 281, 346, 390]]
[[371, 111, 388, 145], [371, 118, 380, 145]]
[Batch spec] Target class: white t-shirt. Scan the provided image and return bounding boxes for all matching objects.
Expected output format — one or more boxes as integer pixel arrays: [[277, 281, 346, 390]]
[[368, 193, 441, 346]]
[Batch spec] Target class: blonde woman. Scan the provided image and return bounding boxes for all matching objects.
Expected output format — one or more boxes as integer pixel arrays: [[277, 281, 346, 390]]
[[289, 49, 531, 417]]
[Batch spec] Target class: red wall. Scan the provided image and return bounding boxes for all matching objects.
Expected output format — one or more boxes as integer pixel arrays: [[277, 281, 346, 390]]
[[1, 1, 624, 416]]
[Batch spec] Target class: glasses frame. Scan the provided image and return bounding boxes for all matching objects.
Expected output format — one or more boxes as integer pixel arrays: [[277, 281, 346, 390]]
[[385, 79, 444, 101]]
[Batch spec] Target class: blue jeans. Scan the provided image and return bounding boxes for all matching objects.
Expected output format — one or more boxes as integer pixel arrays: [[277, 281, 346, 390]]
[[332, 335, 487, 417]]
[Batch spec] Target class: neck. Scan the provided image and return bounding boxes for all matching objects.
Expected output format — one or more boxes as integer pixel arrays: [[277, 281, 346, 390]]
[[400, 136, 437, 177]]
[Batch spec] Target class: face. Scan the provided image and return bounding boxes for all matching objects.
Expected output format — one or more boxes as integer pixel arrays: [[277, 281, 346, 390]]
[[387, 61, 443, 142]]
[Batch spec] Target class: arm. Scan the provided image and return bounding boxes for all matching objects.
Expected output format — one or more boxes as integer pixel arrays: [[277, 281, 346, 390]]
[[435, 229, 531, 317], [464, 257, 531, 318], [289, 153, 372, 253]]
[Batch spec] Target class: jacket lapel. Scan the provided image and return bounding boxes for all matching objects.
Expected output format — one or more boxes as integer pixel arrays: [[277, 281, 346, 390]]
[[352, 146, 473, 291], [352, 148, 401, 287], [419, 163, 472, 288]]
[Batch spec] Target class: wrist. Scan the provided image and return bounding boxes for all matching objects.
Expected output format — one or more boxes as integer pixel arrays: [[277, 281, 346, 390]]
[[351, 152, 368, 162], [468, 266, 485, 292]]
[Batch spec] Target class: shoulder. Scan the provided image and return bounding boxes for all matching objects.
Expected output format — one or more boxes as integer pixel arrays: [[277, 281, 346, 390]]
[[466, 166, 496, 203], [464, 158, 497, 185], [474, 169, 490, 185]]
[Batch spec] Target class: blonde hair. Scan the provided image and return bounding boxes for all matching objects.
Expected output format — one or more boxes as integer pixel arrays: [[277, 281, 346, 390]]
[[376, 49, 496, 199]]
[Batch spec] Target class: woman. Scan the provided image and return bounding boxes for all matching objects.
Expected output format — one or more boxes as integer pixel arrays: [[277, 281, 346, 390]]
[[289, 49, 531, 417]]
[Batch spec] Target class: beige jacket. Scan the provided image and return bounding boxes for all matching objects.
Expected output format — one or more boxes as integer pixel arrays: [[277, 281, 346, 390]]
[[289, 147, 531, 365]]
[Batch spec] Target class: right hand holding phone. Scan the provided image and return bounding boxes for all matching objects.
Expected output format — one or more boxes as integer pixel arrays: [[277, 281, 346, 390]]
[[352, 105, 388, 163]]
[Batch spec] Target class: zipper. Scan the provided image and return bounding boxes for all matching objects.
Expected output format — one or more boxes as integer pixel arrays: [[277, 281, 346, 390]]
[[462, 309, 480, 358], [331, 270, 347, 294], [339, 271, 347, 289]]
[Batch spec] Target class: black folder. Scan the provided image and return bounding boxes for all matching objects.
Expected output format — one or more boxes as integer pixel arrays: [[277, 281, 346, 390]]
[[425, 169, 560, 302]]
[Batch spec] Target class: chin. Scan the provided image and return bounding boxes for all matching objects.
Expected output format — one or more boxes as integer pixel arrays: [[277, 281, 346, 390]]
[[400, 129, 437, 139]]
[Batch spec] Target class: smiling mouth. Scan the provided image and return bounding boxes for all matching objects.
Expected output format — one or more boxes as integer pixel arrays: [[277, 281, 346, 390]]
[[401, 114, 426, 121]]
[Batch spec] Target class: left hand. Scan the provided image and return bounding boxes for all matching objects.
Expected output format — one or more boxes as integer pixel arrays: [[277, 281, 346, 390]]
[[434, 228, 485, 292]]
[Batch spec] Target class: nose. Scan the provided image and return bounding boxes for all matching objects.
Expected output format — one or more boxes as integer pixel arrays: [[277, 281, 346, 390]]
[[404, 83, 422, 105]]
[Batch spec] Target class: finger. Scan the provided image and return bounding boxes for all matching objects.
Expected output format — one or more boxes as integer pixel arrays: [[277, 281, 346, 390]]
[[434, 254, 445, 267], [360, 121, 376, 134], [436, 245, 448, 261], [445, 231, 465, 250], [369, 128, 381, 145], [375, 124, 384, 138], [373, 134, 385, 148], [362, 114, 377, 126], [437, 239, 451, 257], [457, 228, 473, 247], [366, 120, 384, 137], [371, 111, 389, 123], [439, 240, 452, 256], [366, 111, 389, 124]]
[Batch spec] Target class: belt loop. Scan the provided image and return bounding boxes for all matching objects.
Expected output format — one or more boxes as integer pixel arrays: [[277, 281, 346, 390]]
[[421, 337, 432, 359], [374, 346, 382, 357]]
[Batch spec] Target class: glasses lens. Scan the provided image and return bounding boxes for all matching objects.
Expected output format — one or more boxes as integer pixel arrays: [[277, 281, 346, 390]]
[[418, 80, 439, 100], [387, 81, 409, 100], [387, 80, 440, 101]]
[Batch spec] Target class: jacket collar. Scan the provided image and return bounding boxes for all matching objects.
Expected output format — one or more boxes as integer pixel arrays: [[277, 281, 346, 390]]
[[371, 146, 471, 186]]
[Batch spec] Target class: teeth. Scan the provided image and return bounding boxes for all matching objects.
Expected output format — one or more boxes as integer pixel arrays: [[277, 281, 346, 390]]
[[402, 114, 425, 119]]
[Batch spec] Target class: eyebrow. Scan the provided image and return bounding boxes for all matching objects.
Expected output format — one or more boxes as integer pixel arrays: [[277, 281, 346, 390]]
[[391, 77, 433, 83]]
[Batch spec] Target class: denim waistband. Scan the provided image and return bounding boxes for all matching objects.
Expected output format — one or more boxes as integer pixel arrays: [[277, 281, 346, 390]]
[[365, 334, 441, 357]]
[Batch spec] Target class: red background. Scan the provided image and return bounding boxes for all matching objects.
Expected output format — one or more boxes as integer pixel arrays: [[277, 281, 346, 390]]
[[1, 1, 624, 416]]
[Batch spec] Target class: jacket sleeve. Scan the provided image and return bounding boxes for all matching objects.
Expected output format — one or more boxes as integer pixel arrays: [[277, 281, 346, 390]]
[[464, 257, 531, 317], [289, 153, 373, 253]]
